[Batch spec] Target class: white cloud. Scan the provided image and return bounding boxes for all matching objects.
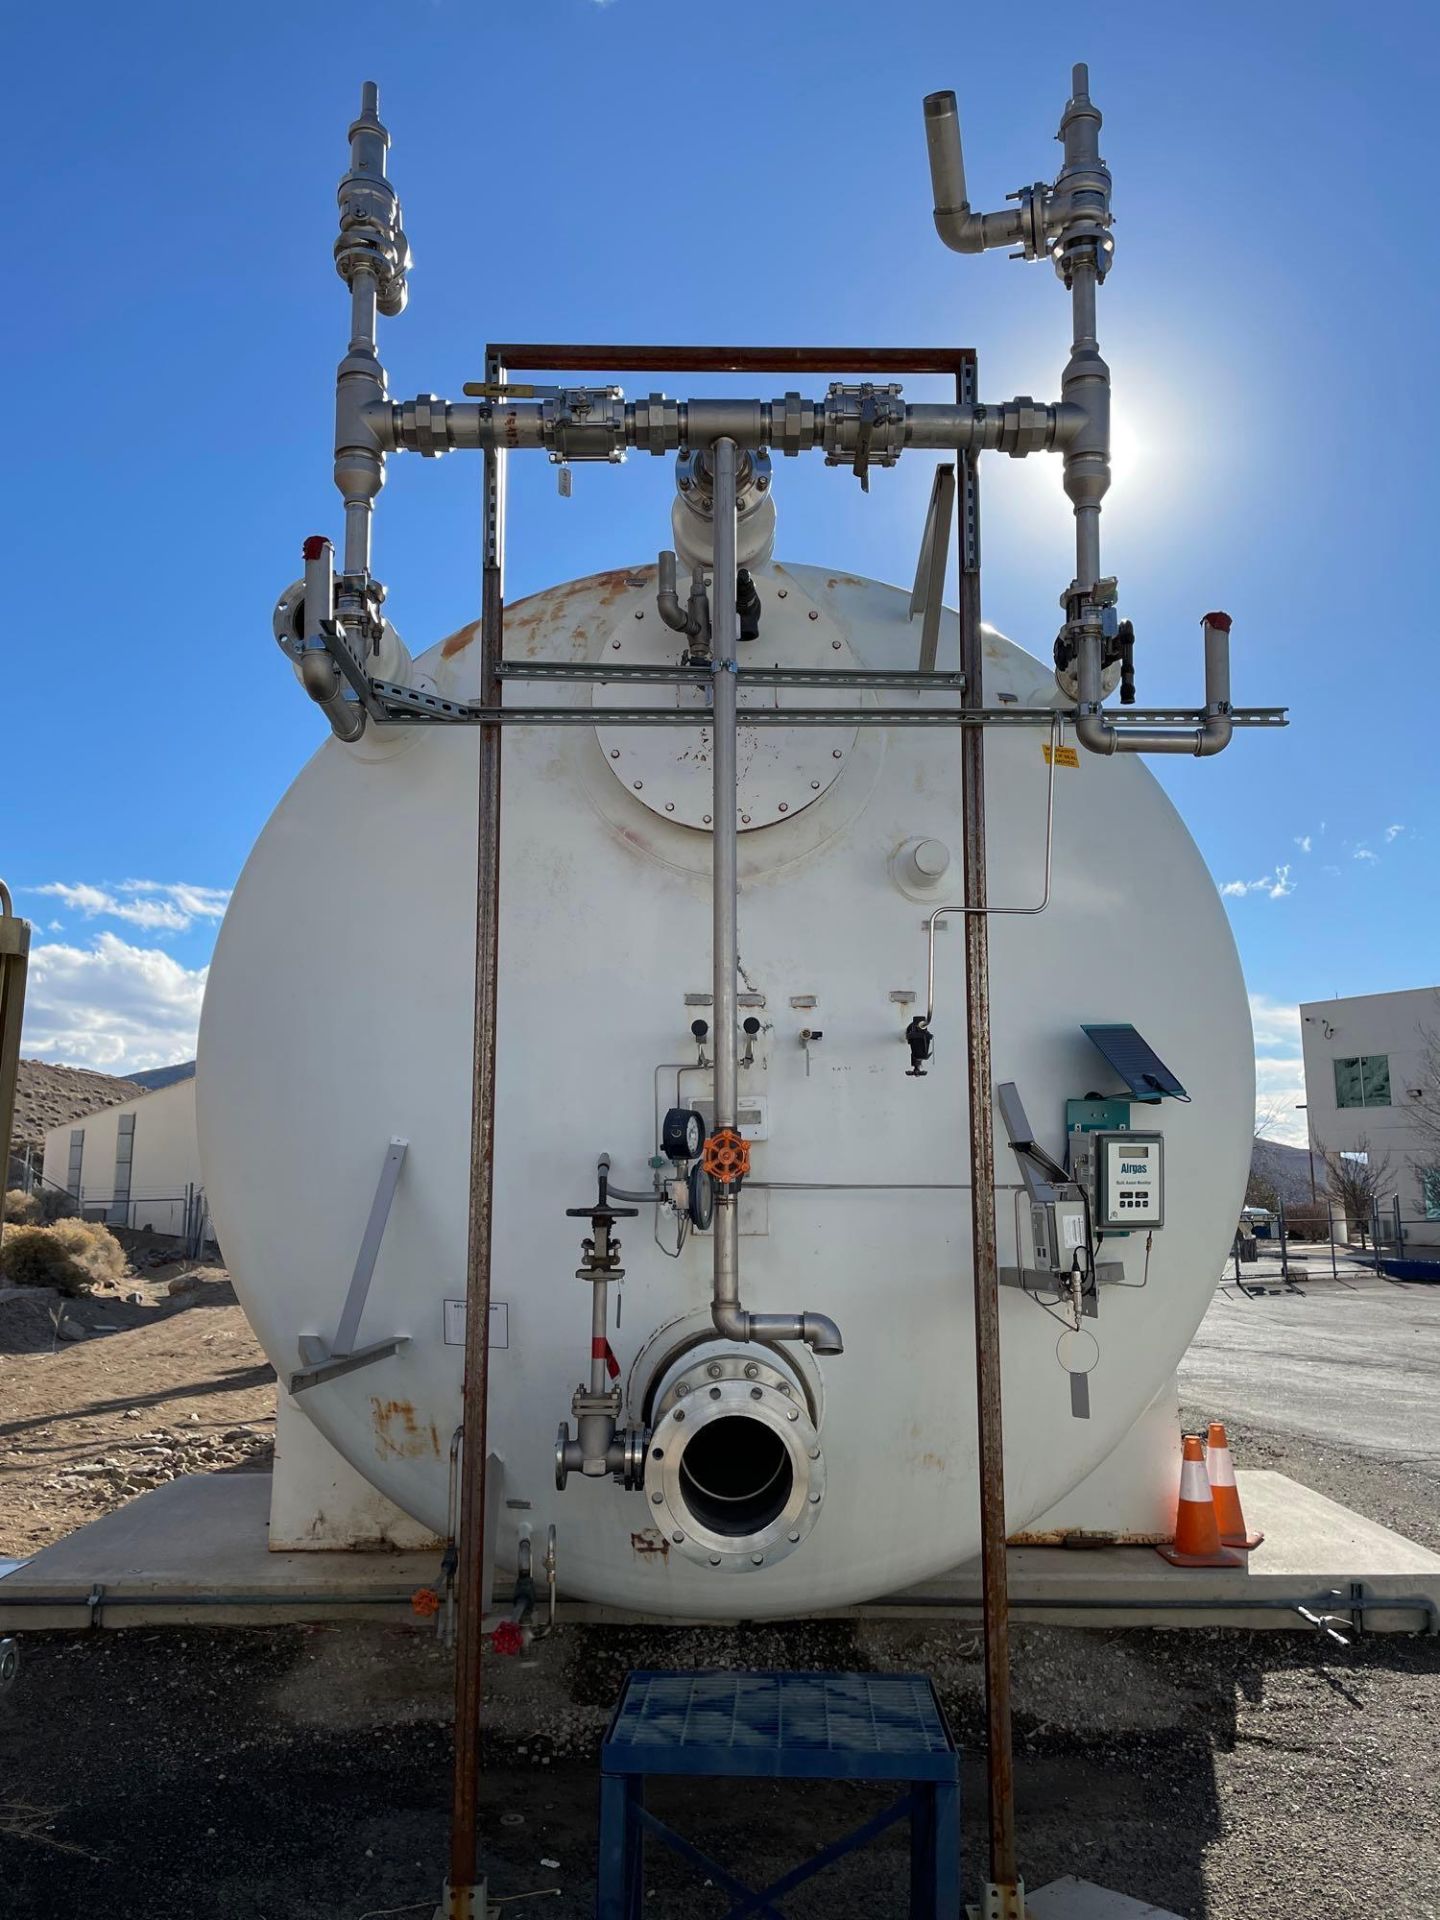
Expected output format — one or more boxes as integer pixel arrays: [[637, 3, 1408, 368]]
[[30, 880, 230, 935], [21, 933, 206, 1074], [1249, 994, 1308, 1144], [1220, 863, 1295, 900], [1353, 847, 1378, 864], [1384, 823, 1404, 843], [1294, 834, 1312, 854]]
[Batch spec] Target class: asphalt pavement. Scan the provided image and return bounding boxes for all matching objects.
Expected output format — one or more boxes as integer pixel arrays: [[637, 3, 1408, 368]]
[[1180, 1268, 1440, 1462]]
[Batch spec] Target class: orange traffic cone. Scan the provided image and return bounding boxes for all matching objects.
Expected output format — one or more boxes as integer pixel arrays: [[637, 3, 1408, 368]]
[[1205, 1421, 1264, 1549], [1156, 1435, 1245, 1567]]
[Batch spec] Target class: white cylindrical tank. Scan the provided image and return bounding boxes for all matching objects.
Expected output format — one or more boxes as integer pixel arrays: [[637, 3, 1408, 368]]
[[197, 558, 1252, 1618]]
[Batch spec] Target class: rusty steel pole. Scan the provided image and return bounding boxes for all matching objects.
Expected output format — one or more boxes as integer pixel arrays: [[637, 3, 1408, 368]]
[[448, 372, 507, 1920], [956, 374, 1023, 1918]]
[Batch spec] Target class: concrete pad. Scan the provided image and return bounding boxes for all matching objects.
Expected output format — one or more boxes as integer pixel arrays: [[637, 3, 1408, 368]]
[[881, 1470, 1440, 1631], [0, 1473, 441, 1629], [1028, 1876, 1183, 1918], [3, 1466, 1437, 1633]]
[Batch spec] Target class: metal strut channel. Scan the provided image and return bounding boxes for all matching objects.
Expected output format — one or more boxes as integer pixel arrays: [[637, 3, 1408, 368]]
[[363, 676, 1284, 731], [494, 662, 968, 689]]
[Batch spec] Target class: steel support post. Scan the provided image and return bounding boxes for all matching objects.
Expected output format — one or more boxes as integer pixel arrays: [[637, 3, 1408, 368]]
[[956, 371, 1022, 1916], [448, 355, 507, 1920]]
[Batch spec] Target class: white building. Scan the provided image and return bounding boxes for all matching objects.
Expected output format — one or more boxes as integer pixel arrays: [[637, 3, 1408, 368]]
[[1300, 987, 1440, 1246], [41, 1071, 206, 1241]]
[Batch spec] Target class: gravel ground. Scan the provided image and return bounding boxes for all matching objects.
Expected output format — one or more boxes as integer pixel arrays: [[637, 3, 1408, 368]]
[[2, 1258, 1436, 1917], [0, 1266, 273, 1558], [1, 1617, 1437, 1919]]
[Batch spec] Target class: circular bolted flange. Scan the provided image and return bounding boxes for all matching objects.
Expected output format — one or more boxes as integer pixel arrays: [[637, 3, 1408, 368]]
[[643, 1375, 825, 1572]]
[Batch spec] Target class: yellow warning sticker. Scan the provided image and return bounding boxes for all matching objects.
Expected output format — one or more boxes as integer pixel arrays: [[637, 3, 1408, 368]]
[[1042, 743, 1080, 768]]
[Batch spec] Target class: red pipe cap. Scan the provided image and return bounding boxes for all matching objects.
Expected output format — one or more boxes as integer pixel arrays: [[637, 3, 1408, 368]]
[[302, 535, 331, 561], [1201, 610, 1233, 632]]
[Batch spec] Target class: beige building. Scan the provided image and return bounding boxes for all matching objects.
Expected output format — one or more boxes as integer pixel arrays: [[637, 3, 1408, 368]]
[[41, 1071, 205, 1241], [1300, 987, 1440, 1246]]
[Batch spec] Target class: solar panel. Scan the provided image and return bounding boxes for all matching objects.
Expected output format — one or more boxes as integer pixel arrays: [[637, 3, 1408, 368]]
[[1081, 1024, 1188, 1103]]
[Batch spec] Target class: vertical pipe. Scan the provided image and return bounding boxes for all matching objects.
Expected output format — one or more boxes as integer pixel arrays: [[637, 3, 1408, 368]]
[[589, 1274, 609, 1396], [711, 439, 741, 1333], [343, 270, 380, 581], [449, 357, 506, 1920], [957, 377, 1020, 1909]]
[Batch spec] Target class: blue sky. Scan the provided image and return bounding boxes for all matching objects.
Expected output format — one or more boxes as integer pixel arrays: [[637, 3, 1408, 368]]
[[6, 0, 1436, 1143]]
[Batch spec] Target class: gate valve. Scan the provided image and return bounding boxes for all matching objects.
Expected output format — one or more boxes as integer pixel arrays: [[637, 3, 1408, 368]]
[[565, 1155, 638, 1229], [566, 1155, 637, 1278], [490, 1618, 526, 1657], [904, 1015, 934, 1077], [702, 1127, 751, 1188]]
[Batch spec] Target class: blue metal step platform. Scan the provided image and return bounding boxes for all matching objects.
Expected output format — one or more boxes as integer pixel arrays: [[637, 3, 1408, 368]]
[[597, 1670, 961, 1918]]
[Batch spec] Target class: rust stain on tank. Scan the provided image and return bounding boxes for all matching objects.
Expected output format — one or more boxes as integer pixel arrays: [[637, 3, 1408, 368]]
[[631, 1529, 671, 1560], [439, 618, 482, 659], [371, 1397, 441, 1460]]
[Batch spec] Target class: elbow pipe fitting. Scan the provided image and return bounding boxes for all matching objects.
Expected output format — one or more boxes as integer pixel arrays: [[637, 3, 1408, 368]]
[[1074, 613, 1234, 758], [924, 90, 1047, 259], [298, 649, 366, 745], [710, 1300, 844, 1357], [656, 551, 691, 633], [923, 92, 1028, 255]]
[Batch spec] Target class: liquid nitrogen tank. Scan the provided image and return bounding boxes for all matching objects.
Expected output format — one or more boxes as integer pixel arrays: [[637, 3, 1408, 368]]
[[198, 554, 1252, 1617], [197, 72, 1273, 1621]]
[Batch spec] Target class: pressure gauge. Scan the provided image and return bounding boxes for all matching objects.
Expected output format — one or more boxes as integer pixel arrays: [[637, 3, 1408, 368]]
[[662, 1106, 706, 1163], [687, 1160, 715, 1232]]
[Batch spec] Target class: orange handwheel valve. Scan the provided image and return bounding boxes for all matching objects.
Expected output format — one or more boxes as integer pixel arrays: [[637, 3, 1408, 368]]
[[410, 1586, 441, 1617], [702, 1127, 750, 1183]]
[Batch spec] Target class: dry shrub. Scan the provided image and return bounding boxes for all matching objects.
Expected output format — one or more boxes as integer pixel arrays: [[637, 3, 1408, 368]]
[[3, 1189, 41, 1225], [0, 1220, 127, 1295], [35, 1188, 78, 1224], [1283, 1201, 1331, 1243]]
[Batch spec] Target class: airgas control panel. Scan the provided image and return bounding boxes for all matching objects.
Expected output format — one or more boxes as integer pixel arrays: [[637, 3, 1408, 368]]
[[1093, 1131, 1164, 1230]]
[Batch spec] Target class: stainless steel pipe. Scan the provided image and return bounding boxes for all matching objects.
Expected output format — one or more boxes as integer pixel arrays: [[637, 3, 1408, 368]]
[[711, 437, 741, 1349], [923, 90, 1029, 256], [1074, 613, 1234, 756], [367, 396, 1062, 459], [706, 438, 841, 1360]]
